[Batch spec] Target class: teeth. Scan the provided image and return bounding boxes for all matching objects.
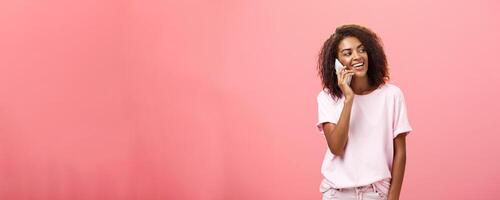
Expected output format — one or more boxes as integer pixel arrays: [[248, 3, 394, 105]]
[[353, 63, 363, 67]]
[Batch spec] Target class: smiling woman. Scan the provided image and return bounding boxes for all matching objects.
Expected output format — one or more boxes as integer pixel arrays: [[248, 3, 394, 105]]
[[316, 24, 412, 200], [318, 24, 389, 100]]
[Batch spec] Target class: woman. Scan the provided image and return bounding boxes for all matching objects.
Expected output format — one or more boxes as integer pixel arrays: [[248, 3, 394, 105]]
[[316, 24, 412, 200]]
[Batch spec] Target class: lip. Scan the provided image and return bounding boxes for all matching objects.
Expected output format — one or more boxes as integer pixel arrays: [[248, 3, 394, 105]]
[[352, 62, 364, 71]]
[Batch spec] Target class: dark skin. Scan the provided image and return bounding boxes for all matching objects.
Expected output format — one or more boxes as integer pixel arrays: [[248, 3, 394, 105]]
[[322, 36, 407, 200], [388, 133, 407, 200]]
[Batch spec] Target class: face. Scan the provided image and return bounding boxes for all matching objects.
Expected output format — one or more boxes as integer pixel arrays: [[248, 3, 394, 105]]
[[337, 36, 369, 77]]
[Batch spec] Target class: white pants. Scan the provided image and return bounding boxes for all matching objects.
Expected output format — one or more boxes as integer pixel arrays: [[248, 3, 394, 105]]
[[321, 184, 387, 200]]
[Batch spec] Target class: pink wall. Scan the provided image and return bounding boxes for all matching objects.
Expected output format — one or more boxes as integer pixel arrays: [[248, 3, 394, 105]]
[[1, 0, 499, 199]]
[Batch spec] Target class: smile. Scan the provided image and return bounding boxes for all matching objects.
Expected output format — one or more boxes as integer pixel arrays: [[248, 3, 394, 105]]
[[352, 62, 364, 70]]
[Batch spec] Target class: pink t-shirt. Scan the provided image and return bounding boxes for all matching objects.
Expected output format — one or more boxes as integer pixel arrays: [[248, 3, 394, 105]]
[[316, 83, 412, 193]]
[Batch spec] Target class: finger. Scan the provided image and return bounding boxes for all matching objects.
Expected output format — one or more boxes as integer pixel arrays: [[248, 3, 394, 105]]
[[339, 72, 348, 83], [338, 71, 347, 84], [339, 69, 346, 78], [336, 71, 342, 82], [341, 69, 353, 76], [340, 66, 347, 71], [342, 71, 354, 79]]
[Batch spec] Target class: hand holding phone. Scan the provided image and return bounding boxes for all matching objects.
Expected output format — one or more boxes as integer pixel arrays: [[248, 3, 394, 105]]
[[335, 59, 351, 85]]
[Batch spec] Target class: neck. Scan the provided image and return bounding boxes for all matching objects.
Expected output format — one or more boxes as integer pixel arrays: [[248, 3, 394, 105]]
[[351, 76, 373, 95]]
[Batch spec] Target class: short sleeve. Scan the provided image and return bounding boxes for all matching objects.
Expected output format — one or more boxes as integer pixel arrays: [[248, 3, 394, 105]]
[[393, 89, 413, 138], [316, 91, 341, 135]]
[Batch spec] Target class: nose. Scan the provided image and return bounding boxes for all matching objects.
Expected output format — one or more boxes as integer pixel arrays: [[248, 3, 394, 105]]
[[352, 51, 362, 61]]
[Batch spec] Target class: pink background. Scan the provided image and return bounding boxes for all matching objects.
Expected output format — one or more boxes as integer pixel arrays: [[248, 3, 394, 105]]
[[1, 0, 500, 199]]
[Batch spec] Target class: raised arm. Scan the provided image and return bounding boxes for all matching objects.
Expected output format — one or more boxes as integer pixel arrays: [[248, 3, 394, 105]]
[[321, 98, 353, 156], [322, 66, 355, 156]]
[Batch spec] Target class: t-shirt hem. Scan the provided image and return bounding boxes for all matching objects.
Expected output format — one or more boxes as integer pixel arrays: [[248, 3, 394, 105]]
[[394, 128, 412, 138], [324, 176, 392, 189], [316, 120, 337, 135]]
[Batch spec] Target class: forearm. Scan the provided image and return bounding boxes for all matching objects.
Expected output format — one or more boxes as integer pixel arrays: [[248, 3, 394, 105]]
[[388, 150, 406, 200], [326, 98, 353, 155]]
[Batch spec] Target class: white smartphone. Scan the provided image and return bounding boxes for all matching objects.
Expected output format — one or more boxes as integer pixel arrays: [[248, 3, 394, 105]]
[[335, 59, 351, 85]]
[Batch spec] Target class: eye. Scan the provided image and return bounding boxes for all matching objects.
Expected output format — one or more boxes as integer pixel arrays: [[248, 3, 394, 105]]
[[358, 47, 366, 53], [343, 52, 351, 56]]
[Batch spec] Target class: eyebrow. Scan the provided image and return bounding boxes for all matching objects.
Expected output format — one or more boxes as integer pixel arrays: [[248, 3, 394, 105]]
[[341, 44, 365, 52]]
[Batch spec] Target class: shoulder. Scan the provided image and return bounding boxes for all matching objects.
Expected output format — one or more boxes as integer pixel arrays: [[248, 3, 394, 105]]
[[317, 89, 331, 102], [382, 83, 405, 97], [317, 88, 329, 99], [383, 83, 404, 101], [317, 89, 343, 104]]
